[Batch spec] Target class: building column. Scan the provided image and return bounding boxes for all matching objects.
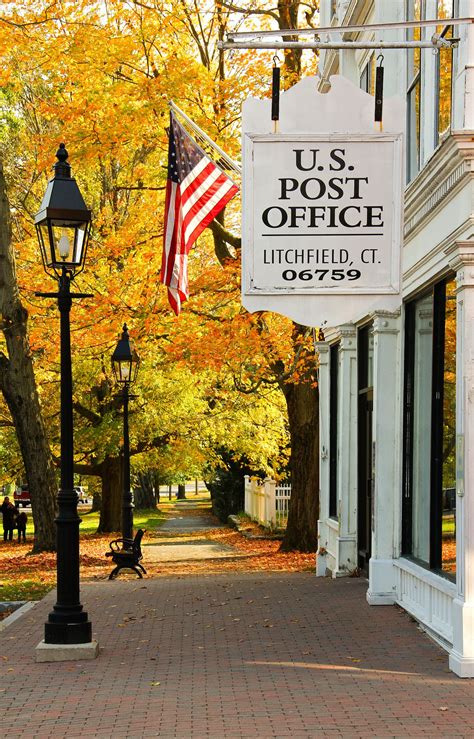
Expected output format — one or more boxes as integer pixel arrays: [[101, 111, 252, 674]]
[[316, 327, 358, 577], [335, 325, 358, 576], [367, 311, 402, 605], [447, 241, 474, 677], [316, 341, 330, 576]]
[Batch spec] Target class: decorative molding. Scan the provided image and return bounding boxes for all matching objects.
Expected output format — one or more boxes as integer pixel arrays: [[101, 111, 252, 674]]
[[335, 323, 357, 351], [445, 240, 474, 289], [370, 309, 400, 334], [316, 342, 330, 362], [402, 218, 473, 290], [445, 240, 474, 270], [339, 323, 357, 337], [404, 132, 474, 240], [404, 163, 466, 236]]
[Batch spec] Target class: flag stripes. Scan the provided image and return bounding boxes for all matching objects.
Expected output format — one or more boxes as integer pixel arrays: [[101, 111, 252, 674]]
[[160, 112, 239, 315]]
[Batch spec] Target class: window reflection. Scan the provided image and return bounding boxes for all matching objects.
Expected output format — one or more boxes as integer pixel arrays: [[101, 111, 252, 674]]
[[412, 294, 433, 564], [436, 0, 454, 140], [442, 279, 456, 574], [406, 0, 422, 180], [367, 329, 374, 388], [360, 54, 375, 96], [403, 277, 457, 580]]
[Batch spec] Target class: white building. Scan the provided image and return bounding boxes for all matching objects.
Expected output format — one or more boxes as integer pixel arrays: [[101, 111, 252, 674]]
[[316, 0, 474, 676]]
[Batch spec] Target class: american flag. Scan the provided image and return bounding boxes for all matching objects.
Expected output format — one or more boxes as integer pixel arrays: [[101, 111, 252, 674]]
[[160, 112, 239, 315]]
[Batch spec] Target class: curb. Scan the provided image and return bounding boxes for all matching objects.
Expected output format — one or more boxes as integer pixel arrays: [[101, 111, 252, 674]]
[[0, 600, 27, 613], [0, 601, 37, 631]]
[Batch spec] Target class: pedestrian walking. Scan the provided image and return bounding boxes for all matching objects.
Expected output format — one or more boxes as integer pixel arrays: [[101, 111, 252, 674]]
[[1, 496, 17, 541]]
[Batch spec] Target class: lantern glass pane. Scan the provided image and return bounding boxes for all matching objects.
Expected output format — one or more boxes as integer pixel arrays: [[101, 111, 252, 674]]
[[36, 222, 52, 265], [120, 362, 131, 382], [50, 220, 85, 267], [74, 223, 87, 264]]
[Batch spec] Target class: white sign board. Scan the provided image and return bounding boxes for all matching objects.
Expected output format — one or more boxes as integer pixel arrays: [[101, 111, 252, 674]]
[[241, 76, 405, 327], [245, 134, 401, 295]]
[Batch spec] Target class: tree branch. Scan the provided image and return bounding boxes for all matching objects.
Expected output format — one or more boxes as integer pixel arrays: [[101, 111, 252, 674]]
[[218, 2, 279, 21], [208, 219, 241, 249], [73, 401, 102, 427], [130, 432, 174, 457], [114, 185, 165, 191]]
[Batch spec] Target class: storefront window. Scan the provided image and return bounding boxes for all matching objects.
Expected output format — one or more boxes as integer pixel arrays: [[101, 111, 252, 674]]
[[441, 280, 456, 573], [412, 294, 433, 564], [402, 277, 456, 579], [329, 344, 339, 519], [357, 325, 374, 571]]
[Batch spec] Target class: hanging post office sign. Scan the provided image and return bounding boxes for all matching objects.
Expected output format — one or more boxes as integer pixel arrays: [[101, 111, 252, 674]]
[[241, 75, 405, 327], [243, 133, 402, 296]]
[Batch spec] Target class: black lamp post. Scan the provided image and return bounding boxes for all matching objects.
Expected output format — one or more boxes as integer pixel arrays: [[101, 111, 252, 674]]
[[35, 144, 93, 645], [111, 324, 140, 542]]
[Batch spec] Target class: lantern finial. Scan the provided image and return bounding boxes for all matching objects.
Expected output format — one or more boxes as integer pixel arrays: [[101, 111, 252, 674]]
[[54, 143, 71, 178]]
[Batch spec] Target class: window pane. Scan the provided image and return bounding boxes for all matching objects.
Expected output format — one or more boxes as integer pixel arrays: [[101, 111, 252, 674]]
[[367, 329, 374, 387], [407, 82, 421, 181], [437, 41, 452, 138], [360, 54, 375, 96], [412, 293, 433, 564], [442, 279, 456, 574], [406, 0, 423, 181], [329, 344, 339, 519], [437, 1, 453, 138], [437, 0, 453, 19], [360, 64, 368, 93]]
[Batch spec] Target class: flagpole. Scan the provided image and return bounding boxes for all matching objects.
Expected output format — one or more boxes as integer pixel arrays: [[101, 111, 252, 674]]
[[169, 101, 242, 177]]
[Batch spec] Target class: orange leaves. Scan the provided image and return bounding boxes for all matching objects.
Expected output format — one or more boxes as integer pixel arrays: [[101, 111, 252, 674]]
[[0, 519, 315, 589]]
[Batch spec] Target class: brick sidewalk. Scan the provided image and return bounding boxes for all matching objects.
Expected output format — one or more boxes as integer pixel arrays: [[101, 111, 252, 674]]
[[1, 572, 474, 738]]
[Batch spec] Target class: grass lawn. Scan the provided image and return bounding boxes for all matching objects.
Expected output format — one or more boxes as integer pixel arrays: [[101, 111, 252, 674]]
[[0, 506, 165, 603], [442, 514, 455, 536], [79, 507, 166, 535]]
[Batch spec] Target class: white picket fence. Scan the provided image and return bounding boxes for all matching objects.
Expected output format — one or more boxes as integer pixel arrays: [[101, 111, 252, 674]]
[[244, 476, 292, 529]]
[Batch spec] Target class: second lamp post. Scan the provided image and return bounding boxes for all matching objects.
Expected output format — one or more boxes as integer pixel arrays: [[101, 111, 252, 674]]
[[111, 324, 140, 542]]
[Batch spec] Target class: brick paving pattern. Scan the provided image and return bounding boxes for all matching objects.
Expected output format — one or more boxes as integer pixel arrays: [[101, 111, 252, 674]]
[[1, 572, 474, 738]]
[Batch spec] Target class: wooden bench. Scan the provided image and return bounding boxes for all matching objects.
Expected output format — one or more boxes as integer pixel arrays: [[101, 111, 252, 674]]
[[105, 528, 147, 580]]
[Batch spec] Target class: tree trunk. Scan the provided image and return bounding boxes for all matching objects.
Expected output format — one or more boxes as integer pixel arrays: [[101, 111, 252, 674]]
[[90, 492, 102, 513], [281, 323, 319, 552], [0, 163, 57, 552], [176, 483, 186, 500], [97, 455, 122, 532], [134, 471, 156, 509], [153, 470, 160, 504], [277, 0, 302, 83], [280, 381, 319, 552]]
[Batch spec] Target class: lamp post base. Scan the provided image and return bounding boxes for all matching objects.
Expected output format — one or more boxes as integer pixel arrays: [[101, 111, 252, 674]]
[[35, 638, 99, 663], [44, 617, 92, 645]]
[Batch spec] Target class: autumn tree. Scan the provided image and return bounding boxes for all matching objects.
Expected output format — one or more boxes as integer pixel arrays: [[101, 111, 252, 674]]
[[0, 0, 318, 551], [0, 163, 57, 551], [171, 0, 320, 550]]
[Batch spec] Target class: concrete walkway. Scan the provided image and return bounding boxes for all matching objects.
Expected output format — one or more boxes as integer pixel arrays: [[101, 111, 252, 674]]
[[1, 503, 474, 738], [144, 499, 249, 564]]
